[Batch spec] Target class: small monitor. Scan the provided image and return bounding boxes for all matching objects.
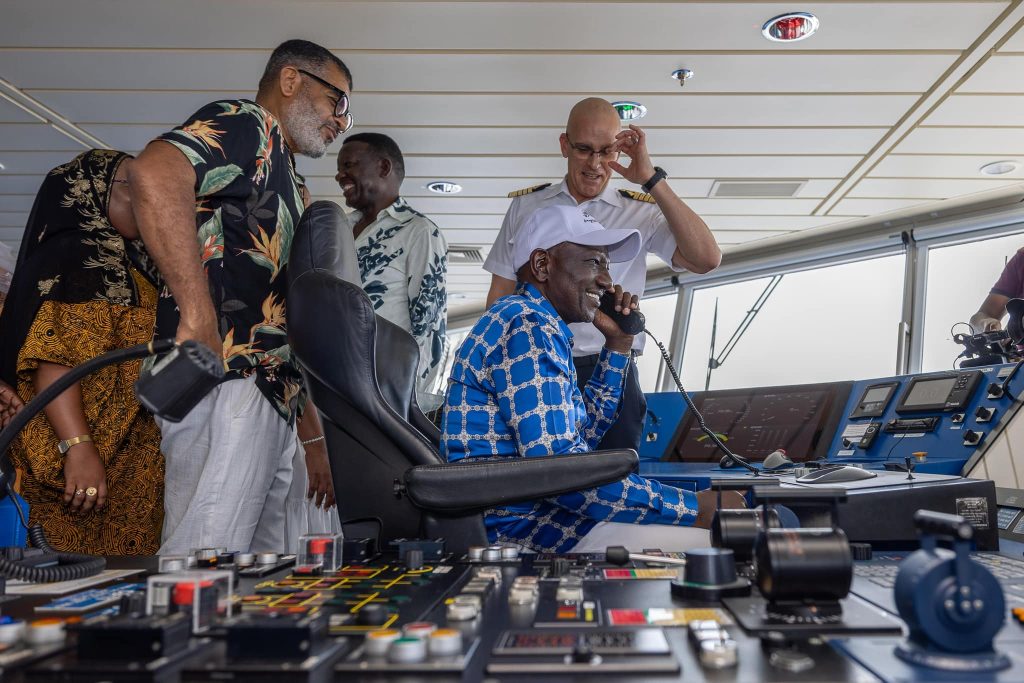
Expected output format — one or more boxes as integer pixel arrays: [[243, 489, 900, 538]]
[[662, 381, 853, 464], [849, 381, 898, 419], [894, 371, 981, 414]]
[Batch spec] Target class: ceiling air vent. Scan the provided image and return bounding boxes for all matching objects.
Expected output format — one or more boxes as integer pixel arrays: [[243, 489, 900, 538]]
[[710, 180, 806, 198], [447, 246, 484, 264]]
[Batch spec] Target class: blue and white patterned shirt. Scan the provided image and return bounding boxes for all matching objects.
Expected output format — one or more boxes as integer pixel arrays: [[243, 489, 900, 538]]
[[441, 283, 698, 552]]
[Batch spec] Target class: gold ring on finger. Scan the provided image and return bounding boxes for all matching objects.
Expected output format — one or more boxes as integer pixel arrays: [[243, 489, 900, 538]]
[[85, 487, 98, 497], [74, 488, 85, 496]]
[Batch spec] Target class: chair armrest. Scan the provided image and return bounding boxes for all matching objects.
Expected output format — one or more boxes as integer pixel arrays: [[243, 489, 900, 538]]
[[402, 450, 638, 513]]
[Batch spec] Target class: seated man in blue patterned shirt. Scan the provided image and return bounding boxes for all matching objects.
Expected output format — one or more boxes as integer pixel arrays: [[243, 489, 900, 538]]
[[442, 205, 738, 553]]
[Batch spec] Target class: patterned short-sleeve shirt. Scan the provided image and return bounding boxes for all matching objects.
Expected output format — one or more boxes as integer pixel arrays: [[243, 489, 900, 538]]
[[441, 282, 698, 552], [156, 99, 304, 423], [353, 197, 449, 396]]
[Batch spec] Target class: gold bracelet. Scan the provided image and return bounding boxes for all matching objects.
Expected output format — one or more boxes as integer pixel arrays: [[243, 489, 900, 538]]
[[301, 435, 325, 446], [57, 434, 93, 455]]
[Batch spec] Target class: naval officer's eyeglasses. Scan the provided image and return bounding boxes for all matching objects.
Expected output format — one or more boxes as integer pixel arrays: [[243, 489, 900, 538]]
[[565, 135, 620, 161]]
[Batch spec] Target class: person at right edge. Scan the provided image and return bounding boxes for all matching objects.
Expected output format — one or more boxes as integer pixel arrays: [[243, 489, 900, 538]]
[[484, 97, 721, 452], [971, 248, 1024, 333]]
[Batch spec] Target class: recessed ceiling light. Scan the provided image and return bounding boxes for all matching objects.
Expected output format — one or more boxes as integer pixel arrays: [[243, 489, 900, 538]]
[[762, 12, 820, 42], [612, 101, 647, 121], [427, 181, 462, 194], [0, 162, 5, 171], [979, 160, 1020, 176], [670, 69, 694, 86]]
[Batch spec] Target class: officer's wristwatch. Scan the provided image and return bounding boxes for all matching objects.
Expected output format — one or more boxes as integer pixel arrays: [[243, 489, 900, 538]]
[[641, 166, 667, 193]]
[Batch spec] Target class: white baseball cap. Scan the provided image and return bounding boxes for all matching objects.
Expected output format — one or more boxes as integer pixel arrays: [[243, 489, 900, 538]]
[[511, 205, 641, 272]]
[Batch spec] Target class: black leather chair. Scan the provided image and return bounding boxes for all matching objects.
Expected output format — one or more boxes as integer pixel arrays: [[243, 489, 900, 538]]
[[288, 200, 361, 286], [286, 203, 638, 554]]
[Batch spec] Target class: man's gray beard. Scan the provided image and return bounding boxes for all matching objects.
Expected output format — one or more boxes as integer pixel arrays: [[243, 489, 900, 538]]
[[283, 94, 328, 159]]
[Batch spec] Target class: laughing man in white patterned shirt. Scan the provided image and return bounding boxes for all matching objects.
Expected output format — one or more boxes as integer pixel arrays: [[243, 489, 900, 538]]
[[336, 133, 449, 409]]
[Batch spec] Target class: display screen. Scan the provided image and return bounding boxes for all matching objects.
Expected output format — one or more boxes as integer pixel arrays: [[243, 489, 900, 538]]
[[862, 386, 891, 403], [902, 376, 957, 409], [663, 382, 852, 463]]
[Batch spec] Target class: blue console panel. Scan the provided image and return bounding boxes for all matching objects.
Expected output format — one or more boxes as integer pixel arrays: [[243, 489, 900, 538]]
[[639, 363, 1024, 483]]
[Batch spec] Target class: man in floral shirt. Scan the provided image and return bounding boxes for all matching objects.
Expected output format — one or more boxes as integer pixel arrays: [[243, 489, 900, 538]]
[[336, 133, 449, 408], [130, 40, 353, 553]]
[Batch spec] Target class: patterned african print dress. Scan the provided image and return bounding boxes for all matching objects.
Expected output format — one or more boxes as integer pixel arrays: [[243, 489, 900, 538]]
[[0, 150, 163, 555]]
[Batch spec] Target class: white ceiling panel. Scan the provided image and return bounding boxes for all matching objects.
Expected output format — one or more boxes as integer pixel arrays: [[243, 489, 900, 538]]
[[304, 128, 885, 158], [1, 2, 1007, 51], [385, 197, 512, 215], [0, 175, 47, 194], [381, 196, 822, 216], [436, 226, 794, 248], [924, 95, 1024, 126], [302, 154, 860, 179], [871, 154, 1024, 179], [0, 97, 40, 124], [994, 20, 1024, 51], [26, 91, 244, 127], [956, 55, 1024, 93], [0, 214, 29, 228], [30, 91, 920, 128], [353, 94, 919, 128], [0, 196, 32, 212], [438, 227, 501, 244], [829, 197, 934, 216], [895, 127, 1024, 155], [0, 51, 957, 94], [433, 213, 848, 235], [0, 151, 98, 175], [304, 177, 841, 200], [849, 178, 1024, 199], [0, 123, 85, 151], [78, 125, 170, 153]]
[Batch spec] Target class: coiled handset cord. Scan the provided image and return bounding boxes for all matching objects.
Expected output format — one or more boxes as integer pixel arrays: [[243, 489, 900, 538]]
[[644, 329, 761, 475]]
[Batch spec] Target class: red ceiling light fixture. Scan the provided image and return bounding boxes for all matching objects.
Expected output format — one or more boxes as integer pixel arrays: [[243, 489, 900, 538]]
[[762, 12, 820, 42]]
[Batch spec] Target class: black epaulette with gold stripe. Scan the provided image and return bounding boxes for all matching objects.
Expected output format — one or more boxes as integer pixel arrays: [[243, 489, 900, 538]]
[[619, 189, 656, 203], [507, 183, 552, 198]]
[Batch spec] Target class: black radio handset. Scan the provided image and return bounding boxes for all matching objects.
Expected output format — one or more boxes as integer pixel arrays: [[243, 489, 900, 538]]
[[599, 292, 646, 336]]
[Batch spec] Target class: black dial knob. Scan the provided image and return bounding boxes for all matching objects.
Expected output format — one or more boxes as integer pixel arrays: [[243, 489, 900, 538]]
[[356, 603, 389, 626]]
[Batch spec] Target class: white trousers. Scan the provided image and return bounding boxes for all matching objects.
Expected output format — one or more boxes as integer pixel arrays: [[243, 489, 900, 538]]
[[282, 439, 343, 554], [157, 375, 296, 555], [571, 522, 711, 553]]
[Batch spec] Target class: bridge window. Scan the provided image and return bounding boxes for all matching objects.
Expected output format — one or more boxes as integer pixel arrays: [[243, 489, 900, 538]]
[[678, 255, 905, 391]]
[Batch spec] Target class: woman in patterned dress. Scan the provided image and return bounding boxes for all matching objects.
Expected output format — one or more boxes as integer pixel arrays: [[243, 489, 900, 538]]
[[0, 149, 164, 554]]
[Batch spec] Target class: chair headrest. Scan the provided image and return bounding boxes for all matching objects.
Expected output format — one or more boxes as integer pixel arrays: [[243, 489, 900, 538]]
[[288, 200, 360, 286], [289, 270, 419, 422]]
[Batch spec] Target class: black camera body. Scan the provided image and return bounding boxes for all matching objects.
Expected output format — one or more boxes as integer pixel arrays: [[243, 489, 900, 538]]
[[954, 330, 1015, 368]]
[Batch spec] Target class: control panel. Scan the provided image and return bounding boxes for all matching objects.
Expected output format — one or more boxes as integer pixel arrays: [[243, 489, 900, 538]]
[[0, 537, 1020, 682], [641, 363, 1024, 476], [830, 364, 1023, 473]]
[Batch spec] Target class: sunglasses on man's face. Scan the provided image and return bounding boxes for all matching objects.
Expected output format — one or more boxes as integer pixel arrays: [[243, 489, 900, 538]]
[[297, 68, 353, 130]]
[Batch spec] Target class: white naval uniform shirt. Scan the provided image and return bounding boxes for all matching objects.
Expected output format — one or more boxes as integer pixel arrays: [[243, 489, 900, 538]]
[[352, 197, 450, 396], [483, 179, 684, 355]]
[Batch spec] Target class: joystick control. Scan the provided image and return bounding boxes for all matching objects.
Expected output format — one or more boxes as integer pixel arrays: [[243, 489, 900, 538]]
[[893, 510, 1010, 672]]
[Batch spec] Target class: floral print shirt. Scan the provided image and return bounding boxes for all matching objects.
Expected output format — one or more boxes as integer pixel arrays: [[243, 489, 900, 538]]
[[353, 198, 449, 397], [440, 283, 698, 553], [156, 99, 304, 423]]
